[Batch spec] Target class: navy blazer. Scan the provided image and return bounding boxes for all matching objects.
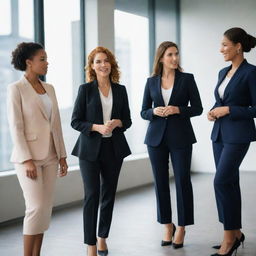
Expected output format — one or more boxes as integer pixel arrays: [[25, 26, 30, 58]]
[[71, 80, 132, 161], [141, 70, 203, 148], [211, 59, 256, 143]]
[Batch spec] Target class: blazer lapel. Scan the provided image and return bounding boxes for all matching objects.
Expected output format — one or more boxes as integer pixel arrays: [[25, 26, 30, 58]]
[[156, 75, 165, 106], [168, 69, 182, 105], [22, 77, 49, 121], [110, 83, 118, 119], [41, 81, 56, 125], [92, 80, 104, 123], [214, 67, 229, 103], [222, 59, 248, 101]]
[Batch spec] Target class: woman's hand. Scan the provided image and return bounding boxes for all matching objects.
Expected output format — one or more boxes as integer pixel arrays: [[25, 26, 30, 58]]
[[105, 119, 122, 130], [209, 106, 230, 119], [153, 107, 166, 117], [162, 105, 180, 116], [59, 158, 68, 177], [23, 159, 37, 179], [207, 111, 216, 121], [92, 124, 112, 135]]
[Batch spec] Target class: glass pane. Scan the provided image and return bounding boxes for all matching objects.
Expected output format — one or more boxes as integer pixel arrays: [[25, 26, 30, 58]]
[[44, 0, 83, 166], [18, 0, 34, 38], [0, 0, 11, 35], [114, 7, 149, 154], [0, 0, 34, 171]]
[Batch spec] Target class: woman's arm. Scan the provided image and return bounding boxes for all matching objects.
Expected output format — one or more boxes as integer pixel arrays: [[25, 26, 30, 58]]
[[178, 74, 203, 118], [141, 79, 154, 121], [71, 85, 93, 136], [52, 86, 67, 158], [7, 84, 33, 163], [229, 69, 256, 120]]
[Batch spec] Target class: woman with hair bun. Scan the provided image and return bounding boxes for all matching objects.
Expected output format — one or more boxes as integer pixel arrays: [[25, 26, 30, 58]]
[[208, 27, 256, 256], [71, 46, 131, 256], [7, 42, 68, 256]]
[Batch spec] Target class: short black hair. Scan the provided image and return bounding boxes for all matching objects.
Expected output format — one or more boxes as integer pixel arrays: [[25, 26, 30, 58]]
[[11, 42, 44, 71], [224, 27, 256, 53]]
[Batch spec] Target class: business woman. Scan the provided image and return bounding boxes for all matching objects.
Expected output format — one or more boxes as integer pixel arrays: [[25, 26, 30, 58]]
[[71, 46, 131, 256], [141, 41, 203, 249], [208, 28, 256, 256], [7, 42, 68, 256]]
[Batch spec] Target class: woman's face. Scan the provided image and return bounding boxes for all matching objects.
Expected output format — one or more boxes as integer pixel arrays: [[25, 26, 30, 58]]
[[91, 52, 111, 79], [161, 46, 179, 70], [220, 36, 241, 62], [26, 49, 48, 75]]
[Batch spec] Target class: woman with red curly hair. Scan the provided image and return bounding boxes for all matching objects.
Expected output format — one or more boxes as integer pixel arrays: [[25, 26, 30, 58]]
[[71, 47, 132, 256]]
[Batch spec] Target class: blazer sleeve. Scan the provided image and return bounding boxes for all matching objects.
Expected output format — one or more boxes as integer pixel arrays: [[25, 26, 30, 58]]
[[179, 74, 203, 118], [141, 78, 154, 121], [119, 86, 132, 131], [7, 84, 32, 163], [229, 69, 256, 120], [71, 85, 93, 136], [52, 87, 67, 158]]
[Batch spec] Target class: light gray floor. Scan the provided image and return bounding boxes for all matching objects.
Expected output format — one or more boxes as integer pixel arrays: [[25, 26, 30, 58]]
[[1, 173, 256, 256]]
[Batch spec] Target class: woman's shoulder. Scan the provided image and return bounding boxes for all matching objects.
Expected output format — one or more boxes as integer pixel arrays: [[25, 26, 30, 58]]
[[147, 75, 160, 81], [78, 81, 95, 90], [179, 71, 194, 79]]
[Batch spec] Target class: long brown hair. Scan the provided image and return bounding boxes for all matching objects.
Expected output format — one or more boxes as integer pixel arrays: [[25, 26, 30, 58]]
[[85, 46, 120, 83], [151, 41, 182, 76]]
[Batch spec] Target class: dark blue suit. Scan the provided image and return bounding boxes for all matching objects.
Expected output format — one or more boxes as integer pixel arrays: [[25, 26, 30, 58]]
[[71, 80, 131, 244], [211, 59, 256, 230], [141, 70, 203, 226]]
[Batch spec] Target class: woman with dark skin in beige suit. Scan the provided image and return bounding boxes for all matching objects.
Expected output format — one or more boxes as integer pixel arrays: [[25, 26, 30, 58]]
[[7, 42, 68, 256]]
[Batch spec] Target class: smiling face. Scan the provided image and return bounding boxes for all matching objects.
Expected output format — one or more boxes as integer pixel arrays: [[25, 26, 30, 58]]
[[220, 36, 241, 62], [91, 52, 111, 79], [26, 49, 48, 76], [161, 46, 179, 71]]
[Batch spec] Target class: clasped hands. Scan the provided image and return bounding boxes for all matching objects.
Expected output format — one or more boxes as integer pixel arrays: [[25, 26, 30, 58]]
[[207, 106, 230, 121], [153, 106, 180, 117], [94, 119, 122, 135]]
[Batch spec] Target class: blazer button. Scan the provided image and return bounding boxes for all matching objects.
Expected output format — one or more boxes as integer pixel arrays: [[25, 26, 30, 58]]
[[165, 117, 168, 120]]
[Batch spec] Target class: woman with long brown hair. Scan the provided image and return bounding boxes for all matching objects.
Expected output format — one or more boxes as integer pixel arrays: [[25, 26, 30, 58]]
[[141, 41, 202, 249], [71, 46, 132, 256]]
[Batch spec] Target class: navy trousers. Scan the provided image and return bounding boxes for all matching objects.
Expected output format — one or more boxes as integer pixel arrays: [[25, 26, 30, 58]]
[[212, 141, 250, 230], [147, 138, 194, 226], [79, 138, 123, 245]]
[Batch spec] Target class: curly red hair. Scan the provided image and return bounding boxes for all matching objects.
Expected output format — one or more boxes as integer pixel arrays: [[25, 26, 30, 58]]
[[85, 46, 120, 83]]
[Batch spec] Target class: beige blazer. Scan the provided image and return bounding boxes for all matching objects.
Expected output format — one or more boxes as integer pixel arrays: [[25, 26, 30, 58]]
[[7, 76, 67, 163]]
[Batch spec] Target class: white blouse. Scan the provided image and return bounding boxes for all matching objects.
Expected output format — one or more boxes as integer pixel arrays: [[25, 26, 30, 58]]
[[161, 87, 173, 106], [99, 87, 113, 138], [38, 93, 52, 120], [218, 76, 231, 99]]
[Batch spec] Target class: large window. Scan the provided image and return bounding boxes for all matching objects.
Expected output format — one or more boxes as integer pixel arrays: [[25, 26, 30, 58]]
[[115, 0, 150, 154], [0, 0, 34, 171], [0, 0, 152, 172], [44, 0, 83, 166]]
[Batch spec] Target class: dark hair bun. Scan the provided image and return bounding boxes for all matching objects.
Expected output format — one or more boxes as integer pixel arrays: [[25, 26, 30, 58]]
[[11, 42, 44, 71], [244, 34, 256, 52]]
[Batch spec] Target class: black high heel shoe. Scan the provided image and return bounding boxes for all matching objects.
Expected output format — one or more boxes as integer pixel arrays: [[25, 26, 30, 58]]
[[161, 223, 176, 246], [97, 249, 108, 256], [211, 238, 241, 256], [212, 233, 245, 249], [172, 230, 186, 249]]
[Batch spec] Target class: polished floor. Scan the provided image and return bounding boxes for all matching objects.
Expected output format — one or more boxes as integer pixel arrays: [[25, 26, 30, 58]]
[[0, 173, 256, 256]]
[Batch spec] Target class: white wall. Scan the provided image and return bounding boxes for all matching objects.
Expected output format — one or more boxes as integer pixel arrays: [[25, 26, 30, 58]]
[[180, 0, 256, 172]]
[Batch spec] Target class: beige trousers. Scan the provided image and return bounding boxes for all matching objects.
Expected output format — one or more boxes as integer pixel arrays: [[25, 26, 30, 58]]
[[15, 135, 59, 235]]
